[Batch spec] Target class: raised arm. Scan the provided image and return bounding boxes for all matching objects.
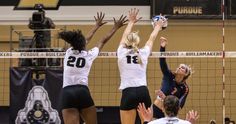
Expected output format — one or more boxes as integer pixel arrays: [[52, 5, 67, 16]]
[[120, 8, 142, 46], [144, 19, 164, 50], [159, 37, 171, 76], [96, 15, 127, 50], [85, 12, 107, 44]]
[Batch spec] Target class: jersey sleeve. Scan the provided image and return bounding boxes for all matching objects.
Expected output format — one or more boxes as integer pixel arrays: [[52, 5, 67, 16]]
[[88, 47, 99, 61]]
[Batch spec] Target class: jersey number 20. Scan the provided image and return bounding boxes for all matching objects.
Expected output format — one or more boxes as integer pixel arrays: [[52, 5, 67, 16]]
[[67, 56, 86, 68]]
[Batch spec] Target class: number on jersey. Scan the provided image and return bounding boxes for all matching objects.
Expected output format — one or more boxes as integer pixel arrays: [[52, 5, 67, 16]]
[[126, 55, 138, 64], [67, 56, 86, 68]]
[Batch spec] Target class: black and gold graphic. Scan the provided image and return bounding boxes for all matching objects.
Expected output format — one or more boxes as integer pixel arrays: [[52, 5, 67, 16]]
[[14, 0, 61, 10], [15, 86, 61, 124], [26, 100, 50, 124]]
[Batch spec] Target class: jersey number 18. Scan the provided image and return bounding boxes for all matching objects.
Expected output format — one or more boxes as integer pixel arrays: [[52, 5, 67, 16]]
[[126, 55, 138, 64]]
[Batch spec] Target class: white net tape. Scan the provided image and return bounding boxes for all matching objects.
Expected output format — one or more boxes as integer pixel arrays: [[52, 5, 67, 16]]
[[0, 51, 236, 58]]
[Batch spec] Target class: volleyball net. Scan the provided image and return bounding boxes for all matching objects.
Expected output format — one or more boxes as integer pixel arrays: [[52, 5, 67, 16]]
[[0, 51, 236, 123]]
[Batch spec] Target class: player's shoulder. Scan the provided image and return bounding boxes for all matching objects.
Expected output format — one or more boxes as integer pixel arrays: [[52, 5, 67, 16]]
[[87, 47, 99, 57], [89, 47, 99, 52]]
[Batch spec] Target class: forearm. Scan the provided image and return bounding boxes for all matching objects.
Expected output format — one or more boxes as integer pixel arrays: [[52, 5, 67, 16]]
[[160, 46, 170, 75], [149, 26, 161, 42], [103, 27, 117, 42], [124, 22, 134, 34], [145, 26, 161, 48], [85, 25, 100, 44], [96, 27, 118, 49], [120, 22, 134, 44]]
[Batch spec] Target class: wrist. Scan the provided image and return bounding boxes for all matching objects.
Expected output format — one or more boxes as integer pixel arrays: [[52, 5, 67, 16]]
[[155, 25, 161, 30], [144, 117, 152, 122], [128, 21, 135, 25]]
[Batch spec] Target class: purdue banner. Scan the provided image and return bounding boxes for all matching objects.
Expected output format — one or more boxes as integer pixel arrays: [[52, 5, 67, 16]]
[[10, 67, 34, 124], [10, 67, 63, 124], [15, 86, 61, 124], [151, 0, 222, 19], [43, 67, 64, 123]]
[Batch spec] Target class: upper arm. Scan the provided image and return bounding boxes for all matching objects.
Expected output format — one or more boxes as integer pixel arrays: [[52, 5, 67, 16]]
[[144, 26, 161, 50], [88, 47, 99, 61], [85, 25, 100, 44]]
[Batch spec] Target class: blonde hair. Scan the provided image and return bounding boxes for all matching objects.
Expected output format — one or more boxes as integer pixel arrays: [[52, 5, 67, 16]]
[[125, 31, 140, 52], [125, 31, 142, 64]]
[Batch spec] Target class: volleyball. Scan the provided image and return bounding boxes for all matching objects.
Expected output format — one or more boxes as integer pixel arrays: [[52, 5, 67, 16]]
[[151, 15, 168, 30]]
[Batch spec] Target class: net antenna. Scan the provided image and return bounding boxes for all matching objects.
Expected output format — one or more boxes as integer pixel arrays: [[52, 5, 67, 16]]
[[14, 0, 62, 10], [222, 0, 226, 124]]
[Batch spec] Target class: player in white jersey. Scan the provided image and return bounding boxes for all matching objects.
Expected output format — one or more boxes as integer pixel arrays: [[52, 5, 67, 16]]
[[117, 8, 165, 124], [60, 13, 127, 124], [137, 95, 199, 124]]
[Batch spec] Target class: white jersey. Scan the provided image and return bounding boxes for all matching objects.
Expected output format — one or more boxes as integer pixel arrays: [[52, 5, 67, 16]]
[[117, 45, 151, 90], [63, 47, 99, 88], [148, 117, 191, 124]]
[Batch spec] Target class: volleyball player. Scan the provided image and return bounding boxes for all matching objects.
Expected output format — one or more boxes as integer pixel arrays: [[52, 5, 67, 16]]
[[60, 13, 127, 124], [153, 37, 193, 119], [137, 95, 199, 124], [117, 8, 165, 124]]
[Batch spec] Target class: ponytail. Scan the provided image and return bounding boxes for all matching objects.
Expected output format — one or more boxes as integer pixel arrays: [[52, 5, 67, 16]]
[[125, 31, 142, 64]]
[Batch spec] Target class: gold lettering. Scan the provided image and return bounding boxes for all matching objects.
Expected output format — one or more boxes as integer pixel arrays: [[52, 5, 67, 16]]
[[198, 7, 202, 14], [173, 7, 178, 14], [173, 6, 203, 15]]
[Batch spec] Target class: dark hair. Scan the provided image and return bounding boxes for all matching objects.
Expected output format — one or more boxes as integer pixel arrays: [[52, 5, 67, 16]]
[[210, 120, 216, 124], [59, 30, 86, 52], [225, 117, 231, 122], [163, 95, 180, 117]]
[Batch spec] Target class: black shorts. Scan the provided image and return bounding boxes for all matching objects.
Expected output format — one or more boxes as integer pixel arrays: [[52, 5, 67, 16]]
[[120, 86, 151, 110], [62, 84, 94, 110], [152, 104, 165, 119]]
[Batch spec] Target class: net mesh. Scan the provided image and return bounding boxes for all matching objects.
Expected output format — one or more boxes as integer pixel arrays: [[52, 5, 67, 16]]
[[89, 56, 224, 124], [1, 51, 236, 123]]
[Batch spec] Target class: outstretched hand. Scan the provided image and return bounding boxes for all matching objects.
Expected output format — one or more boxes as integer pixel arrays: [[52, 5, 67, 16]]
[[137, 103, 153, 122], [94, 12, 107, 27], [128, 8, 142, 23], [160, 37, 167, 47], [153, 15, 165, 30], [113, 15, 128, 29], [186, 110, 199, 124]]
